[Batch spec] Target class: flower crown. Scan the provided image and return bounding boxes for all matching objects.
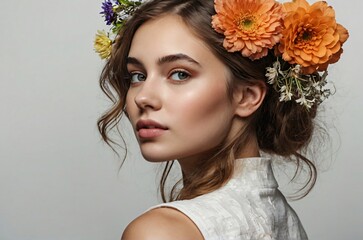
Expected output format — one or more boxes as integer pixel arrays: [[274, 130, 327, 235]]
[[94, 0, 349, 110], [94, 0, 142, 59]]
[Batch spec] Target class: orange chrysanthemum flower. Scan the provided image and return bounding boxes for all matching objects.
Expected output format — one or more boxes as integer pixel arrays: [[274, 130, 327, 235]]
[[278, 0, 349, 74], [212, 0, 284, 60]]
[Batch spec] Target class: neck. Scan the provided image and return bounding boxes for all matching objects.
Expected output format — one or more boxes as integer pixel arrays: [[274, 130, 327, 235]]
[[177, 135, 260, 178]]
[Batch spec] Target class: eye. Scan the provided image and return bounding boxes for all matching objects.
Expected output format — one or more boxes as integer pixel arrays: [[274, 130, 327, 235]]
[[170, 70, 190, 81], [130, 72, 146, 83]]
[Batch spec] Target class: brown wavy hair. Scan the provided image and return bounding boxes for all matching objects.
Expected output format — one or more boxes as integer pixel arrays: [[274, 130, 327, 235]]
[[98, 0, 320, 202]]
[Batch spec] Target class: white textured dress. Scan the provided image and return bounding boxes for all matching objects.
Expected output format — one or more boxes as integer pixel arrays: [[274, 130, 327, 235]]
[[148, 157, 308, 240]]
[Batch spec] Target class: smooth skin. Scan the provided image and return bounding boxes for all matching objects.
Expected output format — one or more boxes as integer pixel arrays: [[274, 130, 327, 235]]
[[123, 14, 266, 239], [122, 208, 203, 240]]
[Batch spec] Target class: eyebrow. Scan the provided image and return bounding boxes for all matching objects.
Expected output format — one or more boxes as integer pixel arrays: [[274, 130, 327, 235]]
[[126, 53, 201, 68], [126, 57, 144, 68], [158, 53, 201, 67]]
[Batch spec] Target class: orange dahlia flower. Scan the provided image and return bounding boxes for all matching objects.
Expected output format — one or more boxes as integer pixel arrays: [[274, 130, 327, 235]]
[[212, 0, 284, 60], [278, 0, 349, 74]]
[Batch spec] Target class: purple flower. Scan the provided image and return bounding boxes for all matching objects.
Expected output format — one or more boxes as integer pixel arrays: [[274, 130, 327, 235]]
[[100, 0, 116, 25]]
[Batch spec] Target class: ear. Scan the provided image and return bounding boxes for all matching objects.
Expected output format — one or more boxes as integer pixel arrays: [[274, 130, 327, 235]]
[[233, 81, 267, 118]]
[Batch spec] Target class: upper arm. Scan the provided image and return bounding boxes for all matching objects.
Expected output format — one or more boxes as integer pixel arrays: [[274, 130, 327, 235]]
[[121, 207, 203, 240]]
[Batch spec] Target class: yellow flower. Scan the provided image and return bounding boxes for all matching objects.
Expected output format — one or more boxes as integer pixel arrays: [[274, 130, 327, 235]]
[[94, 30, 113, 59], [278, 0, 349, 74], [212, 0, 284, 60]]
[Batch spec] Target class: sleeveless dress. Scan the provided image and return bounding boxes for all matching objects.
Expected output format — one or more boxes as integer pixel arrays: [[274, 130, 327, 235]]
[[147, 157, 308, 240]]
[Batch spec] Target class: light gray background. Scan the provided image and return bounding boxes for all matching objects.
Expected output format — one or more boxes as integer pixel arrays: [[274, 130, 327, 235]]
[[0, 0, 361, 239]]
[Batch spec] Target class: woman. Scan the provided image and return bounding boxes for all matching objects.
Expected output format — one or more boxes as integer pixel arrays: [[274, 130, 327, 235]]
[[94, 0, 348, 239]]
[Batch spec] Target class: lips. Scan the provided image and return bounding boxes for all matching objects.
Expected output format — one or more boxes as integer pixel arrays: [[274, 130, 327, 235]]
[[136, 119, 168, 139]]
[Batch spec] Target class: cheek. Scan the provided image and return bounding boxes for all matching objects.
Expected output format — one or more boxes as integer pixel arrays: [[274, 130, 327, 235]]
[[125, 92, 137, 125], [172, 84, 233, 137], [125, 96, 131, 114]]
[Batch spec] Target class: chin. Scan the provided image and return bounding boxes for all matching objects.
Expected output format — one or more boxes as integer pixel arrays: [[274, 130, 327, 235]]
[[140, 152, 175, 163]]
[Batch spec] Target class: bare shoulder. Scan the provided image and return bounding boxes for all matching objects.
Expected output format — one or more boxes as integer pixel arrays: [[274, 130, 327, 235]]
[[121, 207, 203, 240]]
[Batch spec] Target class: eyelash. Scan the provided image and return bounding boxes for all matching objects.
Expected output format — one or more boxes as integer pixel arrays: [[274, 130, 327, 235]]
[[128, 69, 192, 84], [169, 69, 191, 82], [128, 71, 146, 84]]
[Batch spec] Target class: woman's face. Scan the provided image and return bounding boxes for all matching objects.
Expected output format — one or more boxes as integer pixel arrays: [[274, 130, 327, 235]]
[[126, 15, 240, 168]]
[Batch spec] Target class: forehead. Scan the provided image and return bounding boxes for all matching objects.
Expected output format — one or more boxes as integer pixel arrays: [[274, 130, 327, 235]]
[[128, 14, 219, 66]]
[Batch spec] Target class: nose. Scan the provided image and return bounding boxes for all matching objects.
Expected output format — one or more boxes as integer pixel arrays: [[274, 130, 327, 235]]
[[133, 78, 162, 111]]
